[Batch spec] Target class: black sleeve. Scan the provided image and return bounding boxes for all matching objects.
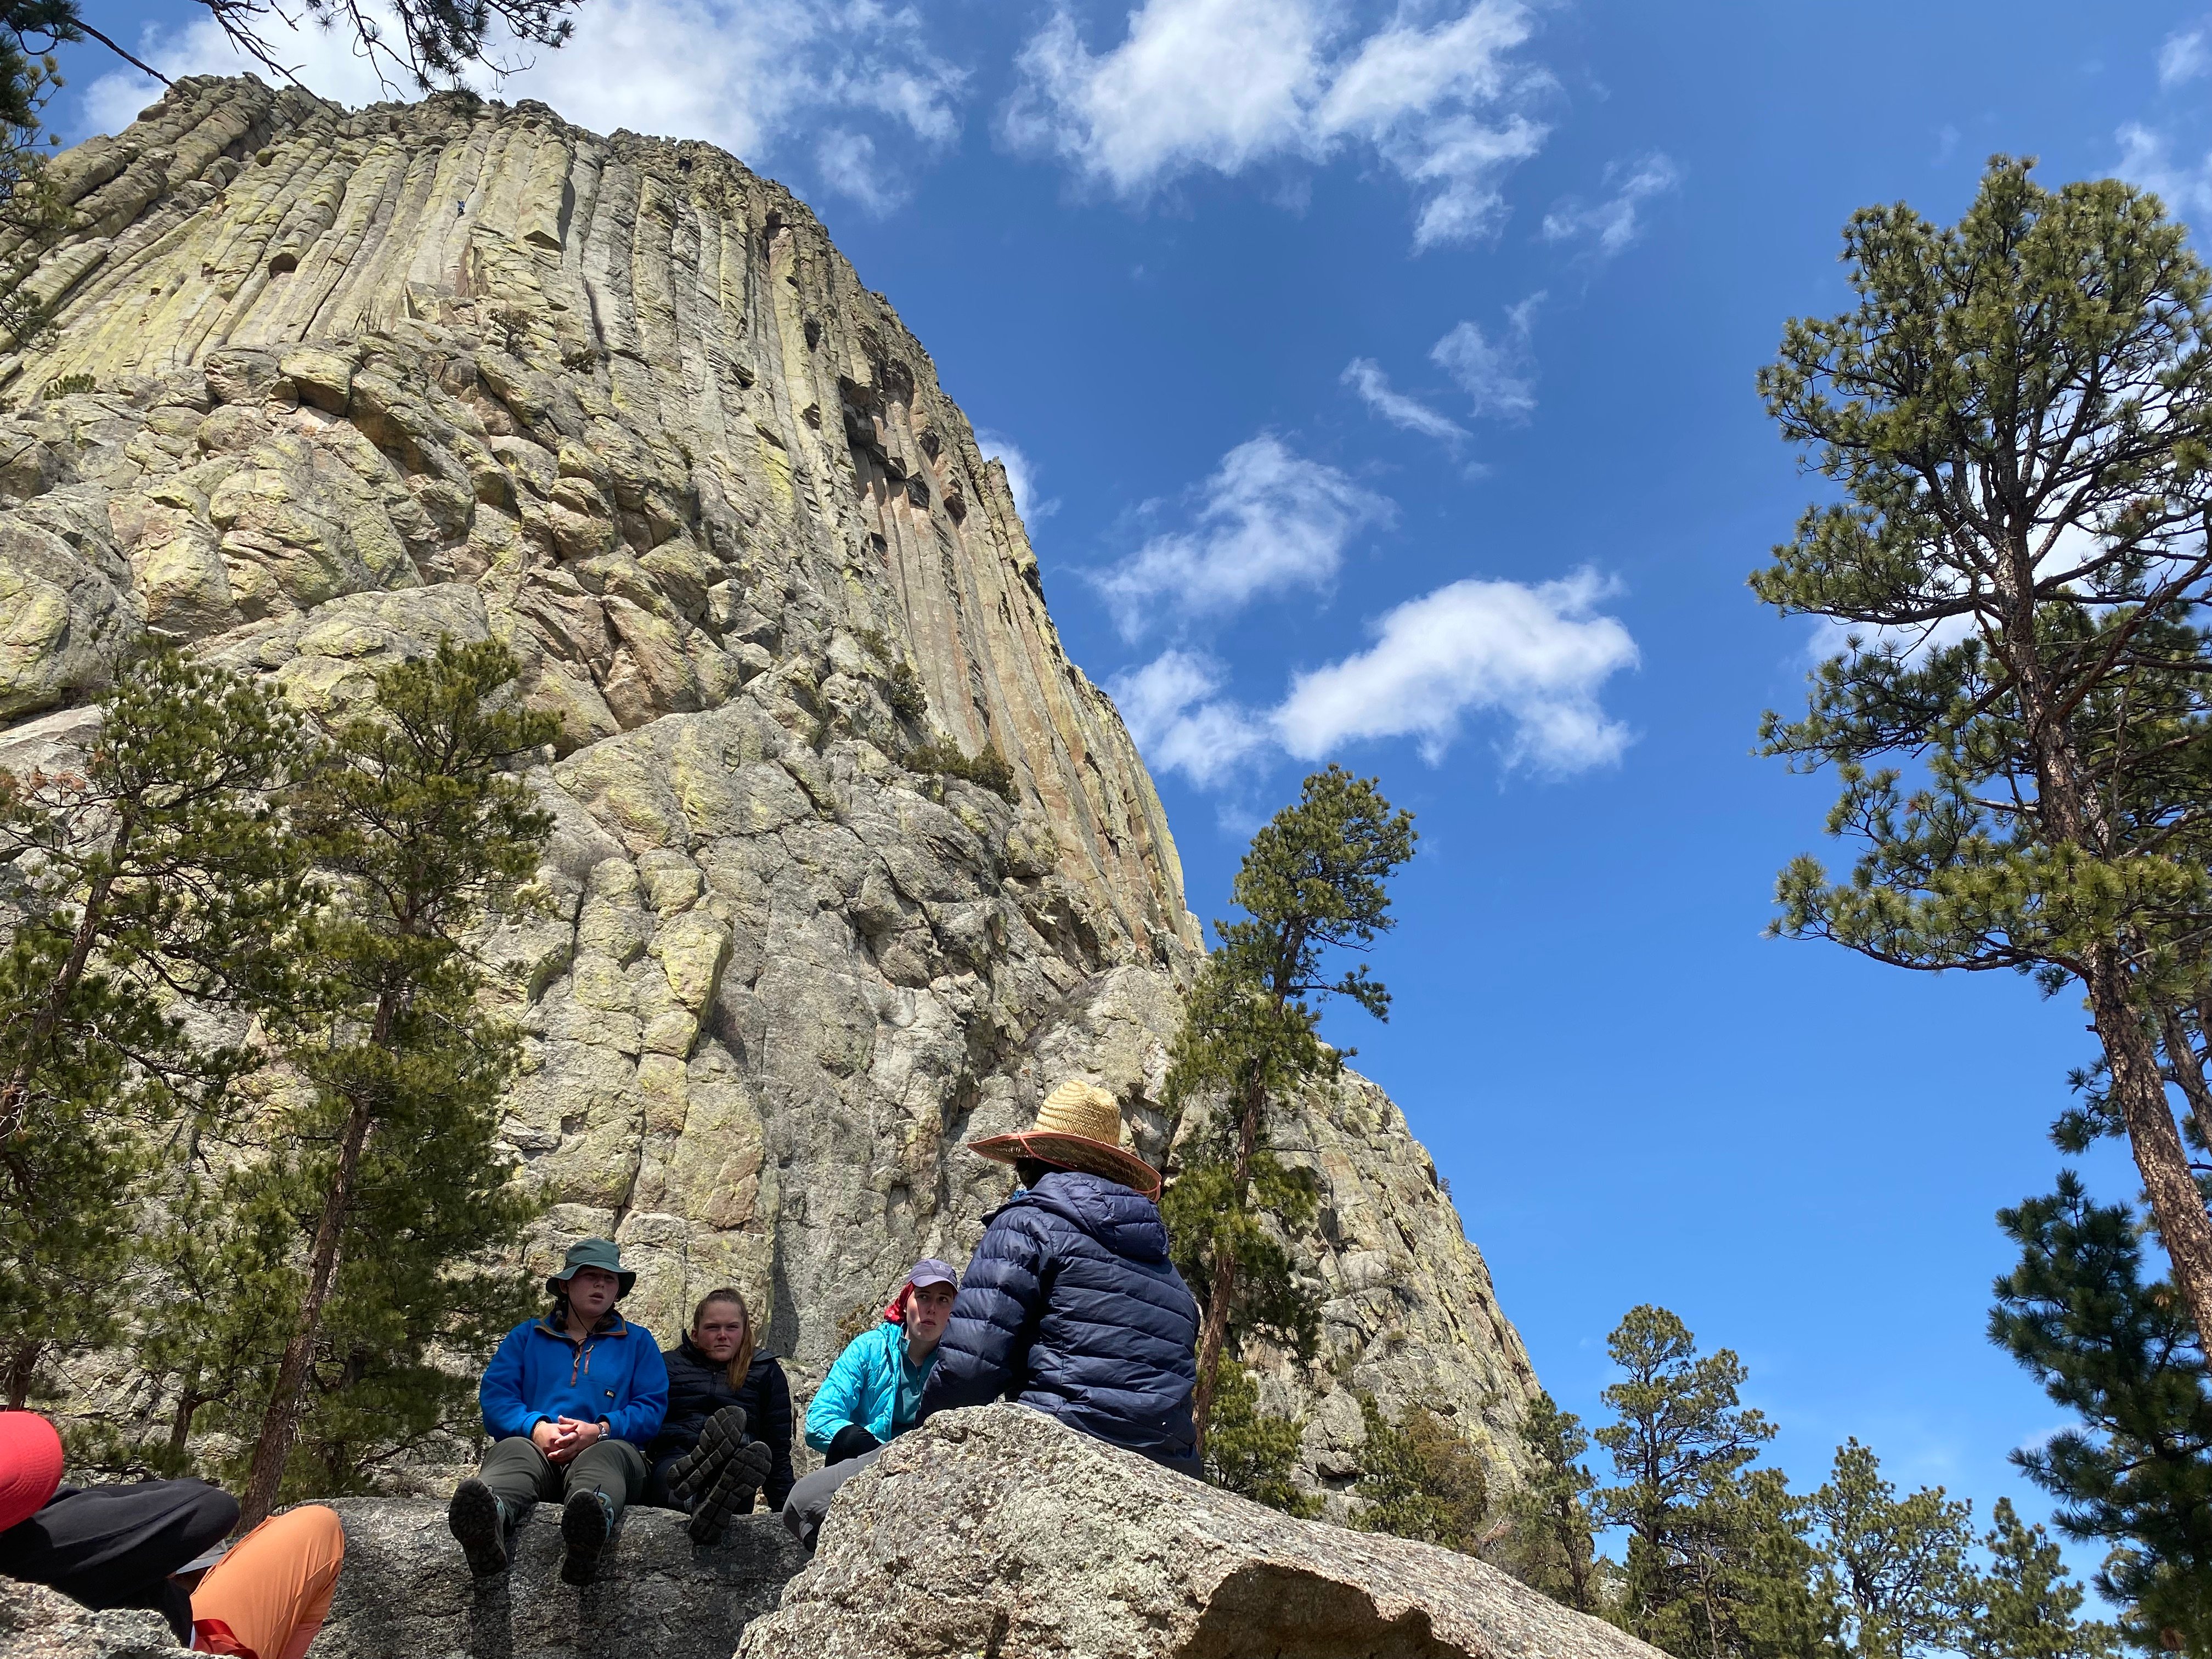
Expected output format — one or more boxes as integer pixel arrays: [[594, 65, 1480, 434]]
[[759, 1361, 797, 1511]]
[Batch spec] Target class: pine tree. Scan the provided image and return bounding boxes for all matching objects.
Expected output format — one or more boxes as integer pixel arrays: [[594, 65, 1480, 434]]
[[1497, 1390, 1603, 1611], [1806, 1439, 1975, 1659], [1351, 1392, 1492, 1551], [0, 654, 311, 1404], [1753, 156, 2212, 1347], [1593, 1306, 1835, 1659], [1991, 1173, 2212, 1654], [236, 637, 556, 1528], [1161, 765, 1415, 1464], [1960, 1499, 2118, 1659], [1202, 1358, 1318, 1517]]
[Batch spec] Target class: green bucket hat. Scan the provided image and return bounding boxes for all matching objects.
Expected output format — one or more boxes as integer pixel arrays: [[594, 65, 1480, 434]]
[[545, 1236, 636, 1299]]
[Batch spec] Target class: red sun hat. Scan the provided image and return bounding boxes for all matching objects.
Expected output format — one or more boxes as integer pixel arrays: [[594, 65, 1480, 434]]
[[0, 1411, 64, 1533]]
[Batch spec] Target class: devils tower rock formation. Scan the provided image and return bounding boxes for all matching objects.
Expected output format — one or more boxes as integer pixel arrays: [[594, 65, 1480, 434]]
[[0, 77, 1537, 1490]]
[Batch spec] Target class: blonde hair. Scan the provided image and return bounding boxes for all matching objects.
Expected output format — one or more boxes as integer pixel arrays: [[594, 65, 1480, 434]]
[[691, 1287, 756, 1392]]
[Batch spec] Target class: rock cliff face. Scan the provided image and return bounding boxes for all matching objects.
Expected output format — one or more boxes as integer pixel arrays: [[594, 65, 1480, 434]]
[[0, 77, 1536, 1489]]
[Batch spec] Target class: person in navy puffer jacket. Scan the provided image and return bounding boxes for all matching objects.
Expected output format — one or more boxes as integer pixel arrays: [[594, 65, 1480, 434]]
[[918, 1079, 1200, 1475]]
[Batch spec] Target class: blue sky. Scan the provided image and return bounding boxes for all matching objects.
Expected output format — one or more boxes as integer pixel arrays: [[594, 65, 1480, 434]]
[[48, 0, 2212, 1567]]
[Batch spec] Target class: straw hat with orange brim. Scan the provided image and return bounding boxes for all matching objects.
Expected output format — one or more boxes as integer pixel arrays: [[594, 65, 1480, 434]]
[[968, 1079, 1161, 1199]]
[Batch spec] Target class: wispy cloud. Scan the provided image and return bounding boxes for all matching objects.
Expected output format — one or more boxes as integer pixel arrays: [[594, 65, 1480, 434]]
[[1274, 569, 1638, 772], [1541, 151, 1679, 257], [1342, 358, 1468, 447], [80, 0, 966, 210], [1093, 434, 1394, 639], [1108, 651, 1271, 787], [2117, 121, 2212, 220], [2161, 20, 2211, 88], [1001, 0, 1551, 247], [1111, 571, 1638, 787], [1430, 294, 1542, 420]]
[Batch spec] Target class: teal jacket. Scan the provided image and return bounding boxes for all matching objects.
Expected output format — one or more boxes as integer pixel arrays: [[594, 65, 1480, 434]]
[[804, 1322, 938, 1453]]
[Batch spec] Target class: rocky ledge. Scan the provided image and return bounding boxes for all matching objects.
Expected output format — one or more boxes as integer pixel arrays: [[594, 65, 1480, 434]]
[[315, 1498, 805, 1659], [744, 1404, 1661, 1659], [11, 1414, 1655, 1659], [1, 1499, 805, 1659]]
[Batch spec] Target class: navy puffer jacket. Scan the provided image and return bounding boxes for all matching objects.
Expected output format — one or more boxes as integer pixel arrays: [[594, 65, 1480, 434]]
[[918, 1170, 1200, 1474]]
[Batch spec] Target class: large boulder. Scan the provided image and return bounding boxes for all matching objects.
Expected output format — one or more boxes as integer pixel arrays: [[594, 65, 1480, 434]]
[[742, 1406, 1661, 1659], [314, 1498, 806, 1659], [0, 1578, 176, 1659]]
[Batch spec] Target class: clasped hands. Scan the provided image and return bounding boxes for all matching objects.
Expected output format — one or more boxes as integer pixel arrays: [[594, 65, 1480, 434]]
[[531, 1415, 606, 1464]]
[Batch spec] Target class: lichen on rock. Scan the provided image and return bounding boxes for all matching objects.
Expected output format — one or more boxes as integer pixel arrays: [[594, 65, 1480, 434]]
[[745, 1404, 1657, 1659]]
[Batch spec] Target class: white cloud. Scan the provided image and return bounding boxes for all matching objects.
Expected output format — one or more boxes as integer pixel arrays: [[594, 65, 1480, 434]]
[[1272, 568, 1638, 773], [1108, 650, 1269, 786], [1002, 0, 1550, 246], [1541, 151, 1679, 257], [2117, 121, 2212, 219], [2161, 22, 2211, 88], [1430, 294, 1540, 419], [1342, 358, 1467, 446], [1094, 433, 1394, 638], [78, 0, 964, 209], [975, 428, 1059, 523]]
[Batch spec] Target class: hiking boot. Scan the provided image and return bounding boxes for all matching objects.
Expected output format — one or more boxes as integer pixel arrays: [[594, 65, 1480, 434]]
[[687, 1440, 774, 1547], [448, 1479, 508, 1577], [560, 1489, 616, 1587], [667, 1404, 748, 1505]]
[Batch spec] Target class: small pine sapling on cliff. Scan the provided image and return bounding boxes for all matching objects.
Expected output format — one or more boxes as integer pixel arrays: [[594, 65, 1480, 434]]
[[1496, 1392, 1603, 1611], [1161, 765, 1414, 1477], [1352, 1393, 1493, 1553]]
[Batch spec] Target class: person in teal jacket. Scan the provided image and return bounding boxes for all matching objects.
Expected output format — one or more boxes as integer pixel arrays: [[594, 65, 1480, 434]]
[[783, 1257, 957, 1548], [447, 1238, 669, 1587]]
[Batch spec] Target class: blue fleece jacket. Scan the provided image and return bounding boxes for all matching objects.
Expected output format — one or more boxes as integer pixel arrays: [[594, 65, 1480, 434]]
[[804, 1321, 938, 1453], [479, 1311, 669, 1447]]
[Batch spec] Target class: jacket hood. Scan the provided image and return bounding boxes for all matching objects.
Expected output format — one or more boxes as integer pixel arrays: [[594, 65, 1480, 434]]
[[1017, 1170, 1171, 1263]]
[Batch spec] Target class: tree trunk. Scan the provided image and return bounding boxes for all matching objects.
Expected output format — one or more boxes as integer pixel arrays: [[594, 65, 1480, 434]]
[[1988, 547, 2212, 1347], [1189, 1070, 1268, 1459], [237, 1088, 375, 1531], [167, 1370, 202, 1463], [2092, 953, 2212, 1344], [2166, 1003, 2212, 1158], [3, 1338, 37, 1409], [1189, 1253, 1236, 1460], [0, 851, 125, 1143]]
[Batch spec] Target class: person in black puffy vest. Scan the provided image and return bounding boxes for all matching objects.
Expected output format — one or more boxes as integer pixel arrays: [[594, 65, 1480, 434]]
[[918, 1080, 1200, 1475], [643, 1287, 794, 1543]]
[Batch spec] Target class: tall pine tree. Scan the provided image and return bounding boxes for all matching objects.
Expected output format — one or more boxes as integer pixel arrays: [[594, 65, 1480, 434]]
[[0, 654, 310, 1406], [1161, 765, 1414, 1465], [1754, 157, 2212, 1346], [236, 637, 555, 1527]]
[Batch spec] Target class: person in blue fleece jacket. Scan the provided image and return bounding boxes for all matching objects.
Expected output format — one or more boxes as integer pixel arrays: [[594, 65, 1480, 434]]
[[447, 1238, 669, 1587]]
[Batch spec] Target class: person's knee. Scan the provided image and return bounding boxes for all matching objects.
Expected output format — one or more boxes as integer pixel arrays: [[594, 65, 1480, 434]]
[[182, 1481, 241, 1547], [272, 1504, 346, 1576]]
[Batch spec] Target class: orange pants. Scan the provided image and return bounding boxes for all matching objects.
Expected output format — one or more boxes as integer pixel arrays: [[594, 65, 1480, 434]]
[[189, 1505, 345, 1659]]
